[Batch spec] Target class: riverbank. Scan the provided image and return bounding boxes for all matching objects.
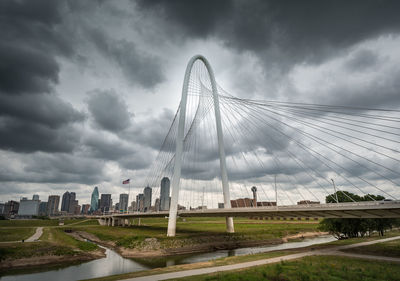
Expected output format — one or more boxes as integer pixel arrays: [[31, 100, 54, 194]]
[[84, 233, 400, 281], [72, 228, 327, 258], [67, 217, 321, 258], [0, 226, 105, 272]]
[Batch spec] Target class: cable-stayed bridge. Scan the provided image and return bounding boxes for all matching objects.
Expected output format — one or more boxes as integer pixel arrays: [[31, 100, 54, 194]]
[[100, 55, 400, 236]]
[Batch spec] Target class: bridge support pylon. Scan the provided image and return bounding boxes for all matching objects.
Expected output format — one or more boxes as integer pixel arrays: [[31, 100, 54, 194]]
[[167, 55, 234, 237]]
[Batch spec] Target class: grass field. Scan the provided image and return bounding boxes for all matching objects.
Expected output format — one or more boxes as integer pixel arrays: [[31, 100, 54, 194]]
[[172, 255, 400, 281], [0, 228, 35, 242], [0, 218, 99, 227], [74, 217, 319, 249], [0, 226, 99, 262], [342, 237, 400, 257]]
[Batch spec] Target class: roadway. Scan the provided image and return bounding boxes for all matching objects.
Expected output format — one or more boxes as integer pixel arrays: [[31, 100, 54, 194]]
[[101, 201, 400, 220]]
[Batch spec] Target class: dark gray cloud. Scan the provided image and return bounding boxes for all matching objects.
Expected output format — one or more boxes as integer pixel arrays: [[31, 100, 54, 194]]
[[137, 0, 400, 67], [345, 49, 381, 71], [87, 89, 132, 133], [89, 28, 164, 89], [0, 116, 81, 153], [0, 94, 85, 129], [0, 152, 106, 185], [0, 0, 86, 154], [0, 0, 72, 95]]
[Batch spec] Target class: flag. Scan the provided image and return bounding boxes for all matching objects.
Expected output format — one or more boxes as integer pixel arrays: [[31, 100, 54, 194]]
[[122, 179, 130, 184]]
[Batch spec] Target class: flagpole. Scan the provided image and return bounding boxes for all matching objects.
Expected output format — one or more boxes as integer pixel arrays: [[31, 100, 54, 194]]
[[128, 181, 131, 214]]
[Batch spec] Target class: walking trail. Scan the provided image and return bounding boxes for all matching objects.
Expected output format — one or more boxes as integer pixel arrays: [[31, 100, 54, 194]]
[[0, 227, 44, 244], [25, 227, 43, 242], [123, 235, 400, 281]]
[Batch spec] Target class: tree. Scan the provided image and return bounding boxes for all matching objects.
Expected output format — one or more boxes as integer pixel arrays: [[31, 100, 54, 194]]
[[319, 191, 397, 238]]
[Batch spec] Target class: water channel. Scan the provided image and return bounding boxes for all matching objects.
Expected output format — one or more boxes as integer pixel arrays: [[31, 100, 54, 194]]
[[0, 235, 336, 281]]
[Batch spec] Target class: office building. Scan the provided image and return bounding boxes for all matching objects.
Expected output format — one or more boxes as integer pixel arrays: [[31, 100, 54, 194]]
[[81, 204, 90, 214], [136, 194, 144, 212], [154, 198, 160, 211], [32, 194, 39, 201], [119, 193, 129, 212], [18, 195, 40, 216], [61, 191, 76, 214], [100, 194, 112, 212], [74, 204, 81, 215], [143, 186, 152, 212], [4, 200, 19, 217], [47, 195, 60, 216], [39, 201, 48, 216], [130, 201, 136, 212], [160, 177, 170, 211], [90, 187, 99, 213], [0, 203, 4, 214]]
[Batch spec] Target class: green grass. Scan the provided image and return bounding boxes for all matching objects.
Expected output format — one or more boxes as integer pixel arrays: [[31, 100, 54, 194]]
[[77, 217, 319, 249], [48, 228, 98, 251], [0, 227, 98, 263], [0, 228, 35, 242], [0, 242, 77, 261], [0, 220, 59, 227], [172, 255, 400, 281], [0, 219, 99, 227], [342, 238, 400, 257]]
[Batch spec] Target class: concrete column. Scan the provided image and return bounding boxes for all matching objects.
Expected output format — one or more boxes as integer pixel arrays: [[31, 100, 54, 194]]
[[111, 217, 115, 226], [138, 218, 141, 226]]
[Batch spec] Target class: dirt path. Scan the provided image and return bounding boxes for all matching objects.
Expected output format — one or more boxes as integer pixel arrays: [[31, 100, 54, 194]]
[[122, 235, 400, 281], [25, 227, 43, 242], [0, 227, 43, 244]]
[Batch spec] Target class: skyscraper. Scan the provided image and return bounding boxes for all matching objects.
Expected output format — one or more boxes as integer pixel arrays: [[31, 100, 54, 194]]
[[160, 177, 170, 211], [90, 187, 99, 213], [39, 201, 47, 216], [100, 194, 112, 213], [143, 186, 152, 212], [136, 194, 144, 212], [119, 193, 129, 212], [47, 195, 60, 216], [61, 191, 76, 214]]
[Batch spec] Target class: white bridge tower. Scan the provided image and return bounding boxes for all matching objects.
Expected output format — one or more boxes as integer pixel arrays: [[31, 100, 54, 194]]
[[167, 55, 234, 237]]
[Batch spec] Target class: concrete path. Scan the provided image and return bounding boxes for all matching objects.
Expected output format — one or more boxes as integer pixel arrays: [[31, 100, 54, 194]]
[[0, 227, 44, 243], [123, 235, 400, 281], [25, 227, 43, 242]]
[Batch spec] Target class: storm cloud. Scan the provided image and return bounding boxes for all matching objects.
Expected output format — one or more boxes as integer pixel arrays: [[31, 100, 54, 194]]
[[1, 0, 399, 205]]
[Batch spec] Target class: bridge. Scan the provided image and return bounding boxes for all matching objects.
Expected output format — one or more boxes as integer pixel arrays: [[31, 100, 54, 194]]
[[99, 201, 400, 226], [100, 55, 400, 235]]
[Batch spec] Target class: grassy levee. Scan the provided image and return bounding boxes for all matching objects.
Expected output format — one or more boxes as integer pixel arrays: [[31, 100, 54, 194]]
[[0, 228, 35, 242], [76, 217, 320, 249], [0, 227, 99, 267], [47, 228, 98, 251], [171, 256, 400, 281], [0, 218, 99, 227], [342, 237, 400, 257]]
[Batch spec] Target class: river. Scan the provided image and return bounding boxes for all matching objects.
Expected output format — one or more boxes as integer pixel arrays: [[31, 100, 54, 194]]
[[0, 235, 336, 281]]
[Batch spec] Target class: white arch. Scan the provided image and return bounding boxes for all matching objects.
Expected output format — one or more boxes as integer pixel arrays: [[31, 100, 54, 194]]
[[167, 55, 234, 237]]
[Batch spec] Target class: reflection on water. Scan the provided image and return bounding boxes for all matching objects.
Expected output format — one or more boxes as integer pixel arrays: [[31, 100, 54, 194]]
[[0, 235, 336, 281], [0, 246, 148, 281], [136, 235, 336, 266]]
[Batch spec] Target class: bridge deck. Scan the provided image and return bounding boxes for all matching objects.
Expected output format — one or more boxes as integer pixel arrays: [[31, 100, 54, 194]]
[[100, 201, 400, 219]]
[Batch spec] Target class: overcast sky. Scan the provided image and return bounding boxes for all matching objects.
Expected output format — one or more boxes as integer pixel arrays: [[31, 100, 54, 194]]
[[1, 0, 400, 206]]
